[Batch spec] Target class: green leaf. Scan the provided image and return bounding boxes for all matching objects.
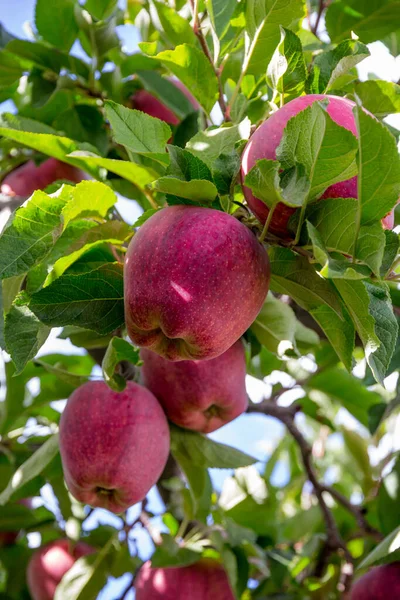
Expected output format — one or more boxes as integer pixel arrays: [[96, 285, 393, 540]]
[[326, 1, 400, 44], [53, 105, 108, 156], [277, 102, 358, 201], [309, 304, 355, 370], [0, 182, 116, 281], [6, 39, 90, 79], [151, 534, 201, 568], [102, 337, 141, 391], [170, 424, 257, 469], [186, 120, 251, 168], [378, 457, 400, 536], [69, 152, 157, 192], [45, 221, 131, 285], [0, 23, 16, 48], [0, 125, 100, 178], [137, 71, 196, 121], [0, 434, 59, 505], [33, 359, 90, 388], [251, 294, 297, 355], [152, 44, 219, 114], [356, 80, 400, 117], [219, 467, 275, 536], [355, 105, 400, 225], [244, 160, 284, 209], [84, 0, 118, 20], [5, 303, 50, 375], [307, 221, 371, 280], [206, 0, 238, 37], [335, 279, 398, 384], [0, 50, 24, 88], [0, 504, 54, 531], [306, 198, 358, 254], [356, 224, 386, 276], [105, 100, 171, 164], [245, 0, 306, 76], [152, 1, 196, 46], [381, 230, 400, 278], [0, 191, 66, 281], [132, 209, 160, 228], [35, 0, 79, 52], [308, 368, 382, 427], [358, 525, 400, 569], [307, 39, 369, 94], [212, 151, 241, 197], [29, 262, 124, 336], [267, 27, 306, 97], [268, 247, 343, 315], [152, 177, 218, 203], [167, 145, 213, 181], [54, 536, 116, 600]]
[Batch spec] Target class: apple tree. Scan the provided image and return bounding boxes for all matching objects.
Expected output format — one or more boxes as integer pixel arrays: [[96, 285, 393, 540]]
[[0, 0, 400, 598]]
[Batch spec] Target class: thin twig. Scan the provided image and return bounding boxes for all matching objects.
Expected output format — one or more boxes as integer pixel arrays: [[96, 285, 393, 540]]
[[189, 0, 229, 119], [247, 400, 352, 564], [119, 577, 133, 600], [312, 0, 325, 36], [320, 485, 383, 542]]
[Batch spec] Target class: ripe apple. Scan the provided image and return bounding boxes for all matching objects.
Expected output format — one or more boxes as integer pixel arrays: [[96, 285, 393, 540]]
[[27, 539, 94, 600], [59, 381, 170, 514], [136, 559, 235, 600], [124, 205, 270, 361], [131, 79, 200, 125], [1, 158, 87, 198], [350, 562, 400, 599], [241, 94, 397, 236], [140, 339, 248, 433]]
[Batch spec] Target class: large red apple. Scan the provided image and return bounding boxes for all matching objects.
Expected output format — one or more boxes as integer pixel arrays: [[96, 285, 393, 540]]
[[136, 559, 235, 600], [132, 79, 200, 125], [124, 205, 270, 361], [140, 340, 248, 433], [27, 539, 94, 600], [1, 158, 87, 198], [350, 562, 400, 599], [241, 94, 397, 236], [59, 380, 170, 514]]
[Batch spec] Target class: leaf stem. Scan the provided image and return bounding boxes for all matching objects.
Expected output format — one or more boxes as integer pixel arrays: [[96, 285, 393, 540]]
[[189, 0, 230, 120]]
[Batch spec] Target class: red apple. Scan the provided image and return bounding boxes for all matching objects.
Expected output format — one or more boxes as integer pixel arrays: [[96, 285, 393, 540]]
[[140, 340, 248, 433], [132, 79, 200, 125], [59, 381, 170, 514], [241, 94, 397, 236], [350, 562, 400, 599], [124, 205, 270, 361], [27, 539, 94, 600], [1, 158, 87, 198], [136, 559, 235, 600]]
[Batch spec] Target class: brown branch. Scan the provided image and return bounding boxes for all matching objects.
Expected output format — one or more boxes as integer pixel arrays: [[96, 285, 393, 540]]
[[189, 0, 229, 120], [247, 400, 353, 569], [312, 0, 325, 36], [320, 485, 383, 542]]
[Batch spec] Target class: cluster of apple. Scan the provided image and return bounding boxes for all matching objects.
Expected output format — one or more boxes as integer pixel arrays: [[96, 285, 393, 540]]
[[2, 89, 399, 599]]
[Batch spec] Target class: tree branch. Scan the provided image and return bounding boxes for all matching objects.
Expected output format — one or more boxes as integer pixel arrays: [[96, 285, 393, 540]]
[[248, 399, 354, 581], [189, 0, 229, 120]]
